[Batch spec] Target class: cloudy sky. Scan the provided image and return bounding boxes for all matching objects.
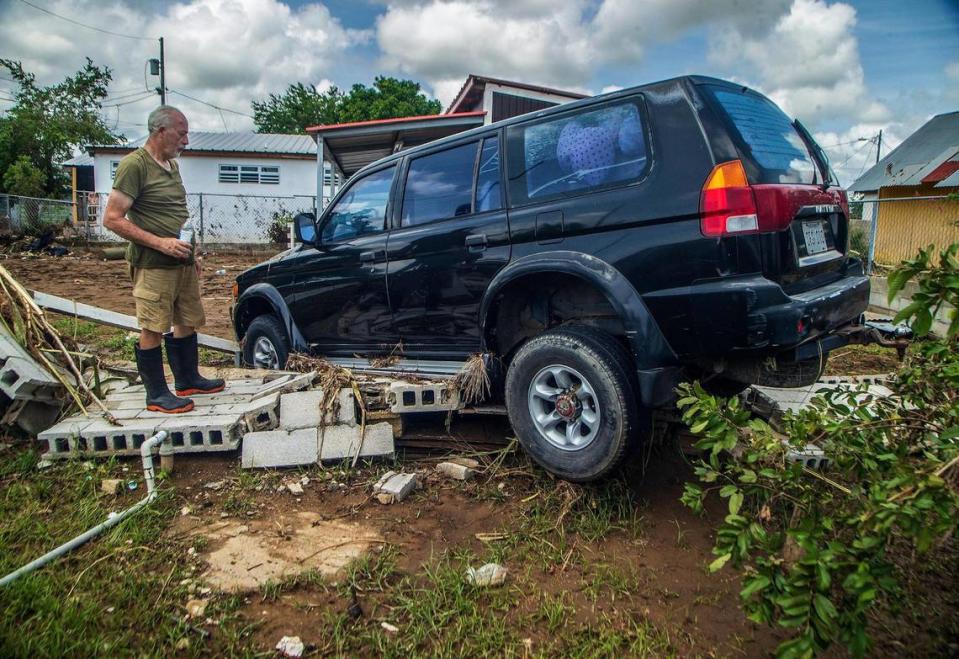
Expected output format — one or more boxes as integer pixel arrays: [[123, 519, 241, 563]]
[[1, 0, 957, 185]]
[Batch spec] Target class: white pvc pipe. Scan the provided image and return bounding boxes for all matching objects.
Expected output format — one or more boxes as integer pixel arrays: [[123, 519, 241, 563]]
[[0, 430, 170, 587]]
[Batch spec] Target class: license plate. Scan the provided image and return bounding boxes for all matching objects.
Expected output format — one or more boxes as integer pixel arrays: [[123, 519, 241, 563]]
[[802, 221, 828, 254]]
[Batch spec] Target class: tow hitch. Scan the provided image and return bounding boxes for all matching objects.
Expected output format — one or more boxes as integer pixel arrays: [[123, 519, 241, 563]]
[[837, 318, 913, 360]]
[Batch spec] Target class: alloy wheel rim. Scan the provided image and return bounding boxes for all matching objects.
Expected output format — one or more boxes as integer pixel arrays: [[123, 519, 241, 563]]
[[253, 337, 279, 369], [527, 364, 601, 450]]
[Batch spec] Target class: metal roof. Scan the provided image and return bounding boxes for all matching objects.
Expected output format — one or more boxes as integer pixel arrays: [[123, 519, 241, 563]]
[[849, 111, 959, 192], [935, 170, 959, 188], [88, 132, 317, 157], [307, 112, 487, 177], [62, 153, 94, 167]]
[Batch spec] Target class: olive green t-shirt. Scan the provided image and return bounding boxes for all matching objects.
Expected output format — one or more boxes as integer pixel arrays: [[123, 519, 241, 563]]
[[112, 147, 193, 268]]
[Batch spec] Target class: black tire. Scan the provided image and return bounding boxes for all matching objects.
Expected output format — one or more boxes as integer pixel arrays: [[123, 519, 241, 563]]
[[242, 315, 289, 370], [505, 325, 639, 482]]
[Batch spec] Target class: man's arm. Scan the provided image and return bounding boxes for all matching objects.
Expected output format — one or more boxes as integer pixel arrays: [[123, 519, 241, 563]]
[[102, 189, 192, 260]]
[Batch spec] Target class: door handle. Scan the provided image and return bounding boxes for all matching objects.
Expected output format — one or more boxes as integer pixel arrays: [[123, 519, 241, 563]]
[[465, 233, 488, 251], [359, 249, 385, 263]]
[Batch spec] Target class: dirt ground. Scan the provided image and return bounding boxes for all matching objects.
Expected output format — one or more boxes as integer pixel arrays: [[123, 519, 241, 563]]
[[0, 248, 272, 340], [164, 445, 788, 657]]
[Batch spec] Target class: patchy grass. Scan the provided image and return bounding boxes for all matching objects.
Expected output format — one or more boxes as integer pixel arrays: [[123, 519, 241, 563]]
[[0, 447, 212, 656]]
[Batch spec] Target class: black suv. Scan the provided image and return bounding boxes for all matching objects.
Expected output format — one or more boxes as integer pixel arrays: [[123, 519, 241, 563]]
[[232, 75, 869, 481]]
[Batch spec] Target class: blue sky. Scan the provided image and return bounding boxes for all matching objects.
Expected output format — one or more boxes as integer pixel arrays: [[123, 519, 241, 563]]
[[1, 0, 957, 184]]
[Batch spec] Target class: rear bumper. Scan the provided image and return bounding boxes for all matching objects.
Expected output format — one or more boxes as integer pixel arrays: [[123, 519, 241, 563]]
[[650, 260, 870, 358]]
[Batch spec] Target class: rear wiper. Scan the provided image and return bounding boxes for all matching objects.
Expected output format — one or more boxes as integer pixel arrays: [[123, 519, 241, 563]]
[[793, 119, 831, 191]]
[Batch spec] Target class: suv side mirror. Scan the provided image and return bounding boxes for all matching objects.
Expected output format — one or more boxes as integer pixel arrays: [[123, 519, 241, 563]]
[[293, 212, 317, 245]]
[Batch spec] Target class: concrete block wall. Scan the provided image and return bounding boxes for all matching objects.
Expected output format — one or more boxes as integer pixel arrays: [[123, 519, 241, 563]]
[[868, 275, 952, 337]]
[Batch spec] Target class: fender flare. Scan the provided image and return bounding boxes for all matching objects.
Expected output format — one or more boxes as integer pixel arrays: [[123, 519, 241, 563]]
[[479, 251, 678, 369], [234, 283, 308, 352]]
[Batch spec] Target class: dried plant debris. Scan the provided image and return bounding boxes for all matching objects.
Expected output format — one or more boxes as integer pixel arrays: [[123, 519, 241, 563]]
[[0, 265, 116, 424], [450, 354, 491, 406]]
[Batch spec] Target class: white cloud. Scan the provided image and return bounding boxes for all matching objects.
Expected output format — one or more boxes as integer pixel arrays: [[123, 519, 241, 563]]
[[376, 1, 594, 106], [0, 0, 367, 133], [709, 0, 890, 125]]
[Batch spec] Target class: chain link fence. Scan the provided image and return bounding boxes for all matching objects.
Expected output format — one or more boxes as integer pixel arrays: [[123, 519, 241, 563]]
[[79, 191, 320, 247], [851, 193, 959, 273], [0, 194, 75, 237]]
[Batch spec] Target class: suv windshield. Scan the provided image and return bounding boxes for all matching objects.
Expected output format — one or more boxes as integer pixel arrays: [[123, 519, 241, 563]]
[[707, 86, 818, 185]]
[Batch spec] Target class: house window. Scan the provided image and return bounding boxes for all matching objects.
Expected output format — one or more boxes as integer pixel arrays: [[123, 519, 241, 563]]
[[219, 163, 280, 184], [218, 165, 239, 183], [110, 161, 120, 180]]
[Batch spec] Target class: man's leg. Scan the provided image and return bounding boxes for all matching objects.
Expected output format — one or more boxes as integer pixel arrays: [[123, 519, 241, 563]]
[[132, 267, 194, 413], [165, 266, 225, 396]]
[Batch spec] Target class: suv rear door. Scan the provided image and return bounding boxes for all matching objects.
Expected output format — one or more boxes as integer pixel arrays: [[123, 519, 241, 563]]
[[699, 83, 850, 293], [385, 135, 510, 356]]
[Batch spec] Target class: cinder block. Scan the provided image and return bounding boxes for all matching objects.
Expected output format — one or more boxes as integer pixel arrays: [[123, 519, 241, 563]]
[[786, 443, 829, 470], [157, 414, 241, 452], [241, 428, 318, 468], [373, 471, 417, 502], [236, 394, 280, 432], [279, 390, 325, 430], [386, 382, 460, 413], [279, 388, 355, 430], [80, 417, 161, 455], [318, 422, 394, 462], [0, 355, 60, 401], [37, 417, 93, 456], [254, 372, 314, 398], [436, 461, 475, 481]]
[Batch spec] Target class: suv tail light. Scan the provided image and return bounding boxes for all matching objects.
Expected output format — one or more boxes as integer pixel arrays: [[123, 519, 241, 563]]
[[700, 160, 758, 237], [701, 160, 805, 237]]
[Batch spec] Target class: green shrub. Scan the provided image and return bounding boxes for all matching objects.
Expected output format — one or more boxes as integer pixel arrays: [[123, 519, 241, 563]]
[[678, 242, 959, 658]]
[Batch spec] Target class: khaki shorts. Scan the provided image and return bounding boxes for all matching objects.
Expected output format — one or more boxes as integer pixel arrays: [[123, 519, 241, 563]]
[[130, 264, 206, 333]]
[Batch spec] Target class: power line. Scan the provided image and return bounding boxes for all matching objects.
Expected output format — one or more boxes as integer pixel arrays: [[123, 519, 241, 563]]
[[821, 137, 870, 149], [169, 89, 252, 118], [101, 92, 157, 109], [16, 0, 156, 41]]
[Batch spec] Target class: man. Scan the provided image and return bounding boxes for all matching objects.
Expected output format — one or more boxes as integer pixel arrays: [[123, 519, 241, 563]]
[[103, 105, 224, 413]]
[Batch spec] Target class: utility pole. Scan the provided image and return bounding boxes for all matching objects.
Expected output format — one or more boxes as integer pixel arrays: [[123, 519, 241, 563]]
[[159, 37, 166, 104], [875, 129, 882, 164]]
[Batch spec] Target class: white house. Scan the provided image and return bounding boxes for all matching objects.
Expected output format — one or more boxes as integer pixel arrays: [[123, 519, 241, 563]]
[[67, 132, 335, 243]]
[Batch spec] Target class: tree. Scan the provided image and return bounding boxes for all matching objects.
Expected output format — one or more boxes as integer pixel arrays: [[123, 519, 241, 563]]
[[3, 155, 44, 198], [0, 58, 121, 197], [252, 76, 442, 134]]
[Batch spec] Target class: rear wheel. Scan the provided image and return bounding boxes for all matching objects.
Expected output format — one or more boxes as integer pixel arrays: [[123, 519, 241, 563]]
[[242, 315, 289, 370], [505, 325, 639, 482]]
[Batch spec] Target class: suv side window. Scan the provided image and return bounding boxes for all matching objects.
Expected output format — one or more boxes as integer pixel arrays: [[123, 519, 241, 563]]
[[506, 98, 648, 205], [321, 165, 395, 242], [401, 142, 478, 227]]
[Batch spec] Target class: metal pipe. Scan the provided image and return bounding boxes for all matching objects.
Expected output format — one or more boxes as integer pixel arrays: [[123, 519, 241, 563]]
[[0, 431, 171, 588]]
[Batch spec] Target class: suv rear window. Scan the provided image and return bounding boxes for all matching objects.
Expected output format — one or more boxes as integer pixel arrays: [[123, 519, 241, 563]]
[[506, 97, 648, 205], [707, 87, 817, 185]]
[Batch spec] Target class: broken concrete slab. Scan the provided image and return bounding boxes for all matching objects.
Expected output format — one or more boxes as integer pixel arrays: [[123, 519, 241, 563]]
[[241, 428, 317, 469], [749, 378, 895, 427], [318, 422, 394, 462], [39, 376, 287, 460], [373, 471, 417, 503]]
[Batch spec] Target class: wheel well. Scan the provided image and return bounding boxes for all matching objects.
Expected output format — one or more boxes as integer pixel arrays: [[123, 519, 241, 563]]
[[235, 296, 277, 339], [487, 273, 626, 361]]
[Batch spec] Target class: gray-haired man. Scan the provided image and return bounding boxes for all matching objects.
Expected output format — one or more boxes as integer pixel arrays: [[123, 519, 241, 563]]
[[103, 105, 224, 413]]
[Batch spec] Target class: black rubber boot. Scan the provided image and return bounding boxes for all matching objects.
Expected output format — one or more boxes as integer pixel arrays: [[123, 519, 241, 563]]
[[165, 332, 226, 396], [135, 343, 194, 413]]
